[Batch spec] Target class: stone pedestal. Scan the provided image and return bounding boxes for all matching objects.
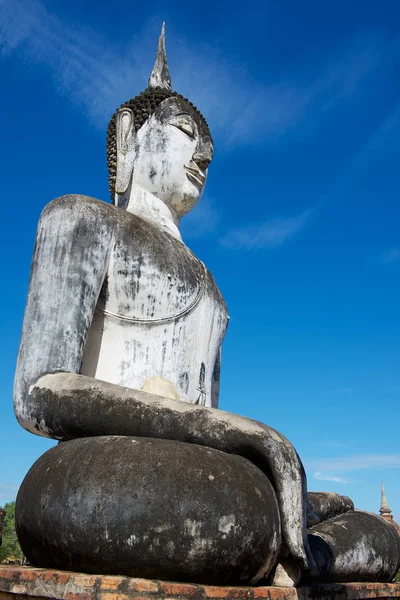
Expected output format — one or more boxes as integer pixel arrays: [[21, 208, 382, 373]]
[[0, 566, 399, 600]]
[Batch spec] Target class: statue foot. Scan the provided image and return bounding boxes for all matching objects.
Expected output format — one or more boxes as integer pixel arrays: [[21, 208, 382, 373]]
[[16, 436, 281, 585], [306, 491, 354, 527], [305, 510, 400, 583], [270, 558, 302, 587]]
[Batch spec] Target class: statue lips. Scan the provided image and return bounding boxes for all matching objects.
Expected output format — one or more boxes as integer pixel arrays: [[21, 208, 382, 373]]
[[184, 161, 206, 190]]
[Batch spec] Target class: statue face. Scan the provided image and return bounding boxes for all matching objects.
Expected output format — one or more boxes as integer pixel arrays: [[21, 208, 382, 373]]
[[132, 97, 213, 216]]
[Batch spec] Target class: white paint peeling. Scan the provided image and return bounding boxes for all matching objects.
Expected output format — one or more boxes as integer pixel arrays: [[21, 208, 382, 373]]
[[187, 536, 214, 560], [218, 514, 236, 534], [184, 519, 202, 537], [126, 533, 138, 547], [153, 524, 171, 533]]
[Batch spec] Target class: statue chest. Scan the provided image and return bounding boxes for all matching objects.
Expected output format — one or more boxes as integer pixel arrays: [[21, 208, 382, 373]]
[[81, 219, 228, 406], [100, 232, 207, 322]]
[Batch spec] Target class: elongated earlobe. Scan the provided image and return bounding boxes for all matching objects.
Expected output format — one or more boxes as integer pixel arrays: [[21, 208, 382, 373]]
[[115, 108, 136, 195]]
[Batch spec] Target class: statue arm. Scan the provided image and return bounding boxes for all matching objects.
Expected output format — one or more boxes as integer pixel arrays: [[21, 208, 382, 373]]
[[28, 372, 314, 573], [14, 195, 113, 436]]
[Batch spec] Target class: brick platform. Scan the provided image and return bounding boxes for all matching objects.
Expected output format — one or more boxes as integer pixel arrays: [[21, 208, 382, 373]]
[[0, 566, 399, 600]]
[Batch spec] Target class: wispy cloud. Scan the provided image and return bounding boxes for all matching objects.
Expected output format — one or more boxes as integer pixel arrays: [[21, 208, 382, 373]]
[[321, 440, 348, 449], [220, 209, 312, 250], [305, 453, 400, 485], [0, 0, 397, 146], [0, 483, 19, 503], [377, 248, 400, 264], [0, 0, 142, 126], [226, 34, 397, 147], [314, 471, 348, 484]]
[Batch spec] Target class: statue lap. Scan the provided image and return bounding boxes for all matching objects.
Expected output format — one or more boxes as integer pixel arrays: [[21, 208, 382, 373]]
[[16, 436, 281, 584]]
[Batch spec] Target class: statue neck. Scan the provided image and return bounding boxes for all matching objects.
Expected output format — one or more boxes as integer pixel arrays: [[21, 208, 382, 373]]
[[118, 185, 182, 241]]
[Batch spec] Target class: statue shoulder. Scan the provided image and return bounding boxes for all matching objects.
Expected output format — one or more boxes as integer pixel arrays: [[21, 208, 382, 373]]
[[37, 195, 117, 243], [41, 194, 114, 222]]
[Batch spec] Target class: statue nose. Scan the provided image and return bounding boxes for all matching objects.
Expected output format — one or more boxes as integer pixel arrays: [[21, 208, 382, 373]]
[[192, 152, 212, 171]]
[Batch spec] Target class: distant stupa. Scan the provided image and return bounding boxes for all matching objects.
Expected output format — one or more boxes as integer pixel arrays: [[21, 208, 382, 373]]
[[379, 482, 400, 536]]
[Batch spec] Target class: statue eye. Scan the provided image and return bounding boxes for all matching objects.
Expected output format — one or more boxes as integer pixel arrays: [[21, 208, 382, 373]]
[[169, 116, 195, 139]]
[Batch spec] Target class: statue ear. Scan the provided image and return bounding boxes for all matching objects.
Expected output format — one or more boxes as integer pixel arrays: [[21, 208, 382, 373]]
[[115, 108, 136, 195]]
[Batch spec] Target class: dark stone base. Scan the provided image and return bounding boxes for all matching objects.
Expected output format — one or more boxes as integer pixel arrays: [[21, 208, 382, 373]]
[[0, 566, 400, 600]]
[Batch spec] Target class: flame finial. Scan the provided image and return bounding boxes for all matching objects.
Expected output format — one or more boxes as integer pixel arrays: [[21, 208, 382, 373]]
[[380, 481, 391, 514], [148, 23, 172, 91]]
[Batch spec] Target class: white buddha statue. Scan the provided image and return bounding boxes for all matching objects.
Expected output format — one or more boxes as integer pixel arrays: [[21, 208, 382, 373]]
[[13, 25, 400, 587]]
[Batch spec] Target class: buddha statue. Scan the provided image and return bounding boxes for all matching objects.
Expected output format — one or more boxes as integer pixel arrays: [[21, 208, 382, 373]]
[[13, 25, 400, 587]]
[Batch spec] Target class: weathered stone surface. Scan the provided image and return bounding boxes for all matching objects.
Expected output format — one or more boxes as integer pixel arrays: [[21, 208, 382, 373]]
[[16, 436, 281, 584], [306, 511, 400, 583], [306, 492, 354, 527]]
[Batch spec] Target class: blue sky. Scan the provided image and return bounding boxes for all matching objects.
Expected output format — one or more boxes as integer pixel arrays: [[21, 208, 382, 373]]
[[1, 0, 400, 520]]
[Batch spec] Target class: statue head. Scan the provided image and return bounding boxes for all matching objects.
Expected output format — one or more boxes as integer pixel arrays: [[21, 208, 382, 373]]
[[107, 24, 213, 218]]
